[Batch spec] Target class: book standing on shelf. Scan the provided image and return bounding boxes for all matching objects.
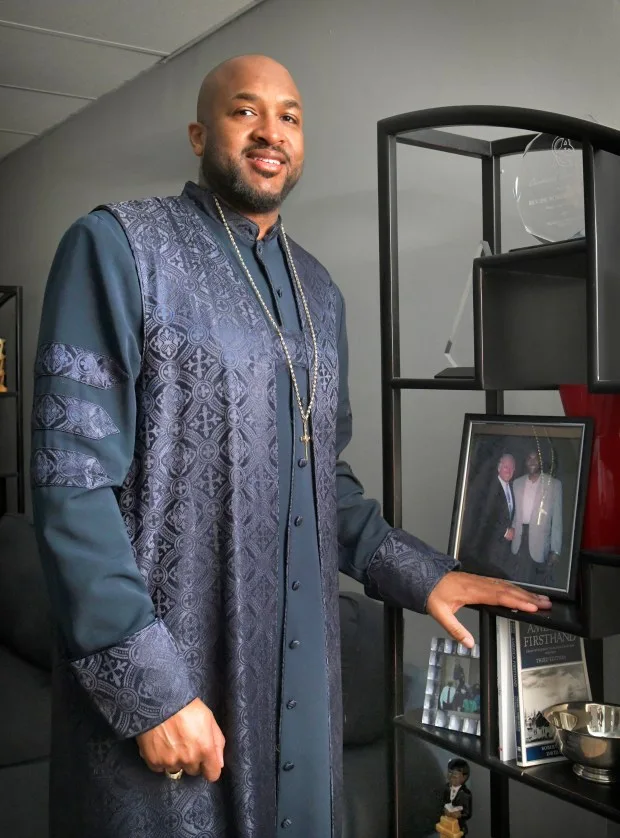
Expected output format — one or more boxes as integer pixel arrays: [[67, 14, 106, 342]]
[[496, 617, 516, 763], [509, 620, 591, 767]]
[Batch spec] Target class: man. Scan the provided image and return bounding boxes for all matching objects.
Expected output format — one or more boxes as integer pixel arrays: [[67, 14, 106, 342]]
[[462, 686, 479, 715], [439, 680, 457, 712], [511, 449, 563, 587], [458, 453, 516, 580], [31, 54, 549, 838]]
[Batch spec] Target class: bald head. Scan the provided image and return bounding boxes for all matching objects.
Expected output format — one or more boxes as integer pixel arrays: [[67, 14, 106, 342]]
[[188, 54, 304, 224], [197, 55, 301, 125]]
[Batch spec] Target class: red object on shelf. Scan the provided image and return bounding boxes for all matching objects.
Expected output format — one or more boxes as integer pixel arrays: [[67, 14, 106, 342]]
[[560, 384, 620, 552]]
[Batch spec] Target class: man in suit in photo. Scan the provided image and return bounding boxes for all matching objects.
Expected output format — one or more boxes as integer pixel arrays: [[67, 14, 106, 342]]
[[458, 453, 516, 580], [511, 450, 563, 587], [439, 680, 457, 711]]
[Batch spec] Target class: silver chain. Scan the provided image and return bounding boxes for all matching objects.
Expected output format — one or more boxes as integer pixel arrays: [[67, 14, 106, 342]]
[[213, 195, 319, 454]]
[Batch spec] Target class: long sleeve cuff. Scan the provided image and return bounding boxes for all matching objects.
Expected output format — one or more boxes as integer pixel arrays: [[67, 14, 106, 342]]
[[364, 529, 459, 614], [69, 618, 197, 739]]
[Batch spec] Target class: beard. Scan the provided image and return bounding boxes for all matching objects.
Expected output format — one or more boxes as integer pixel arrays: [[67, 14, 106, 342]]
[[201, 139, 302, 214]]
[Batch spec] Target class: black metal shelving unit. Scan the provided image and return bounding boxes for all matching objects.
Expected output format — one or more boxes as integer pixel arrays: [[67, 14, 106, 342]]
[[0, 286, 24, 516], [377, 106, 620, 836]]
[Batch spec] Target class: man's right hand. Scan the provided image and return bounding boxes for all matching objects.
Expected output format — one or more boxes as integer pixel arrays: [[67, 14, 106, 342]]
[[136, 697, 225, 781]]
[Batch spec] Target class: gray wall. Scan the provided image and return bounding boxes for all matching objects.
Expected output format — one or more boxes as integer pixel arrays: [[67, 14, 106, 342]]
[[1, 0, 620, 835]]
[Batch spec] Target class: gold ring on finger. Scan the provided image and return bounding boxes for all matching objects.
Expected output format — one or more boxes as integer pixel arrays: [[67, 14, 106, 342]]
[[165, 769, 184, 780]]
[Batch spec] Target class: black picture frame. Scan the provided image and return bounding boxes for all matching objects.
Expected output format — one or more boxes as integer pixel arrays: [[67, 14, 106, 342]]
[[449, 414, 593, 601]]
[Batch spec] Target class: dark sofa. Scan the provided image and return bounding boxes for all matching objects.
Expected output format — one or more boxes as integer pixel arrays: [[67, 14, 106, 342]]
[[0, 513, 52, 838], [0, 514, 442, 837], [339, 591, 444, 838]]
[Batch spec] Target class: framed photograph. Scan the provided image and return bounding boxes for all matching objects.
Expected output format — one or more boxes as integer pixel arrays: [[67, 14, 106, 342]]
[[449, 414, 593, 601], [422, 636, 481, 737]]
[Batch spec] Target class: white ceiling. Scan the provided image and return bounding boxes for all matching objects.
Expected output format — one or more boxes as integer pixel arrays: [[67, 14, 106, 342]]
[[0, 0, 262, 161]]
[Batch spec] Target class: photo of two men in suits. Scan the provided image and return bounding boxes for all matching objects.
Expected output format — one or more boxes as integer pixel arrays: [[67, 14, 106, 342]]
[[452, 419, 587, 596]]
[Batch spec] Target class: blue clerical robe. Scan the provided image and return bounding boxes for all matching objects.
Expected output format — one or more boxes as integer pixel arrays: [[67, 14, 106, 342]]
[[31, 183, 457, 838]]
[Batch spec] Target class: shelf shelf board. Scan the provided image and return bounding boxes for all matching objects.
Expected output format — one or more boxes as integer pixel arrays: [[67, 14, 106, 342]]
[[391, 377, 482, 391], [395, 710, 483, 764], [390, 377, 560, 392], [487, 757, 620, 824], [582, 550, 620, 569], [475, 602, 585, 636], [0, 391, 17, 398], [398, 710, 620, 823], [479, 236, 586, 267], [0, 472, 18, 480]]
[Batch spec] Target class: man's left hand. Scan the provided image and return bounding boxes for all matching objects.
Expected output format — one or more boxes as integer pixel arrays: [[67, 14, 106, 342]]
[[427, 572, 551, 649]]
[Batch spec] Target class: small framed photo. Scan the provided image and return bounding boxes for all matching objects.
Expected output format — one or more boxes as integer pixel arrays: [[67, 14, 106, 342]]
[[449, 414, 593, 601], [422, 636, 481, 737]]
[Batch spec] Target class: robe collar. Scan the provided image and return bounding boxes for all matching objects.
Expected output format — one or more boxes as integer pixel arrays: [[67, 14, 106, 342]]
[[183, 181, 282, 246]]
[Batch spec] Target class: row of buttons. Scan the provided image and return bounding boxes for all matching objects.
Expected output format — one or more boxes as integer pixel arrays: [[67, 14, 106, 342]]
[[254, 227, 308, 838], [253, 241, 283, 300], [280, 446, 308, 832]]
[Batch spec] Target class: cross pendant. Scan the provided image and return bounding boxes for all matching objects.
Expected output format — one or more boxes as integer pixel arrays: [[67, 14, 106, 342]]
[[537, 506, 548, 526], [300, 422, 311, 460]]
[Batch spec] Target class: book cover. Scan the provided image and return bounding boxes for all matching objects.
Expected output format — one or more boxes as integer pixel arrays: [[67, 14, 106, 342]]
[[510, 620, 591, 767]]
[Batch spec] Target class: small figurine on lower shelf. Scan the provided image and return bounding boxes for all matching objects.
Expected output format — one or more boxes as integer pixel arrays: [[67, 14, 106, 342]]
[[0, 339, 6, 393], [435, 758, 472, 837]]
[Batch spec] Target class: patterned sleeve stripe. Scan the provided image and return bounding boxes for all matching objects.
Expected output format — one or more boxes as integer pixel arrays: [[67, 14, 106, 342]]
[[365, 528, 459, 614], [35, 342, 128, 390], [69, 618, 196, 739], [31, 448, 112, 490], [33, 394, 120, 439]]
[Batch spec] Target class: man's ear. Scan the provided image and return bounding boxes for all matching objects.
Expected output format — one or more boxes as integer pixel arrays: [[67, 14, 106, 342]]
[[188, 122, 207, 158]]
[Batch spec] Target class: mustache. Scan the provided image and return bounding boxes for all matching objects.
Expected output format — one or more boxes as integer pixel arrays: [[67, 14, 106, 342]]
[[242, 143, 291, 164]]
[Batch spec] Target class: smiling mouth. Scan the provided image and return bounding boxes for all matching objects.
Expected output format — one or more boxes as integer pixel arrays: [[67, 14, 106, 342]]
[[248, 156, 284, 168]]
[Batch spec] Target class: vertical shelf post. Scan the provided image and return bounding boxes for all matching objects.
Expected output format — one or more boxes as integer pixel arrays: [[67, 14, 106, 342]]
[[378, 125, 404, 838], [481, 153, 510, 836], [15, 287, 24, 513]]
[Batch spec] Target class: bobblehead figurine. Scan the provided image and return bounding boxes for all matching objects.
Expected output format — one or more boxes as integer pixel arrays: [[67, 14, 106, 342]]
[[435, 758, 472, 837]]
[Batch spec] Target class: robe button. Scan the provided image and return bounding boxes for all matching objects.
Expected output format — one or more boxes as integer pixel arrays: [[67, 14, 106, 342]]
[[294, 515, 303, 527], [298, 457, 307, 468], [283, 761, 295, 771], [289, 639, 301, 649], [281, 819, 292, 829], [292, 580, 301, 591], [276, 287, 283, 297], [286, 699, 297, 709]]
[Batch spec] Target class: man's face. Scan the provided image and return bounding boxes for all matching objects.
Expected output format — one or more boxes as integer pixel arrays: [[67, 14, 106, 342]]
[[192, 61, 304, 215], [448, 768, 466, 787], [498, 456, 515, 482], [526, 452, 541, 475]]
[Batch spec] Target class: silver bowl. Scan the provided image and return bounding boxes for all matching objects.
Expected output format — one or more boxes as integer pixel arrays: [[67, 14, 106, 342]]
[[543, 702, 620, 783]]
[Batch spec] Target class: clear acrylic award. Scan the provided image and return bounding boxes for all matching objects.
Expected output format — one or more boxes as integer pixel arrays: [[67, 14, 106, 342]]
[[514, 133, 585, 244]]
